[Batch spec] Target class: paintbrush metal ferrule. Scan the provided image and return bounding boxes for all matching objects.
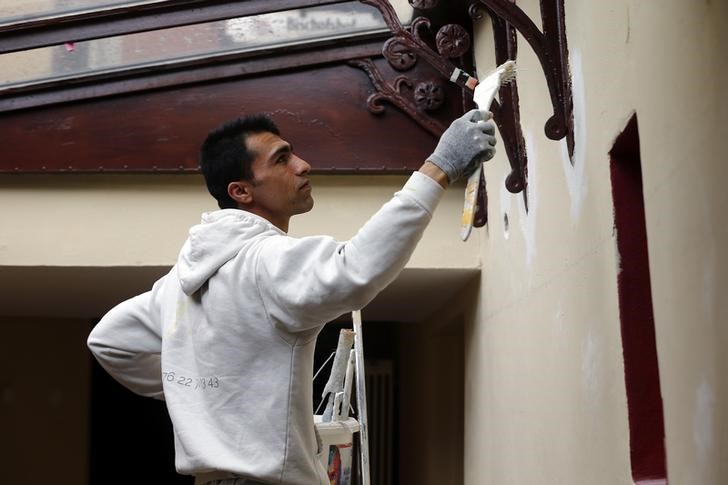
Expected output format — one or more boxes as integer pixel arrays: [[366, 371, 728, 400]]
[[449, 67, 479, 91]]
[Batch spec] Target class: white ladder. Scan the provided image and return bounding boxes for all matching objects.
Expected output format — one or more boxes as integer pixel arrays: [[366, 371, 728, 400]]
[[315, 310, 371, 485]]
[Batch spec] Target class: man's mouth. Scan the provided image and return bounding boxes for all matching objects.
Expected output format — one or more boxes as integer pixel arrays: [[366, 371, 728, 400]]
[[299, 181, 311, 191]]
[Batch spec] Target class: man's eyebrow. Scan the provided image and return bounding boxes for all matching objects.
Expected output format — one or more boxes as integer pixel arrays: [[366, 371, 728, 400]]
[[268, 142, 292, 162]]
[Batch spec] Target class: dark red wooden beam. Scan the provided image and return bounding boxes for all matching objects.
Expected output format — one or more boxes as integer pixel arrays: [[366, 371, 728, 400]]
[[0, 58, 456, 174]]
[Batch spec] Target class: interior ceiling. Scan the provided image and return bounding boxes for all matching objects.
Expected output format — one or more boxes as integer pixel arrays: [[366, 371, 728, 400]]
[[0, 266, 479, 323]]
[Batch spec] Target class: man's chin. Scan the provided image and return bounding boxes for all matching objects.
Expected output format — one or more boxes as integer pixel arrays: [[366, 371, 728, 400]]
[[296, 198, 314, 215]]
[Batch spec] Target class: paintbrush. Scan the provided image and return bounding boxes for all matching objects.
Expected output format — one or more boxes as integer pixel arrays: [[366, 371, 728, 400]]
[[460, 60, 517, 241]]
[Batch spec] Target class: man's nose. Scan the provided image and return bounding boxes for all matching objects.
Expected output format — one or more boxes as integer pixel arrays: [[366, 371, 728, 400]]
[[293, 155, 311, 175]]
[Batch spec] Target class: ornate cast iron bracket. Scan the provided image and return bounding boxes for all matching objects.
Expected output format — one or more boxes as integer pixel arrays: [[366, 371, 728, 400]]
[[354, 0, 490, 224], [471, 3, 529, 204], [354, 0, 574, 221], [473, 0, 574, 157]]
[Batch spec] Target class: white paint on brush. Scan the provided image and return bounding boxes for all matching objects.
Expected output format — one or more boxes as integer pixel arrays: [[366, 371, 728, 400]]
[[518, 130, 538, 267], [694, 378, 715, 463], [560, 48, 589, 222]]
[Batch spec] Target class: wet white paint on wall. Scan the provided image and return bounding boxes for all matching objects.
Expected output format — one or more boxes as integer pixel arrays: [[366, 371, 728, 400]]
[[612, 226, 622, 278], [519, 130, 538, 267], [554, 298, 565, 334], [693, 378, 715, 464], [582, 331, 601, 402], [560, 48, 588, 223], [703, 243, 716, 324]]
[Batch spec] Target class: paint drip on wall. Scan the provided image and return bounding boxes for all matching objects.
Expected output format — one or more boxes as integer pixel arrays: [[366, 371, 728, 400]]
[[497, 129, 538, 268], [519, 131, 538, 267], [561, 48, 588, 222], [581, 330, 602, 402]]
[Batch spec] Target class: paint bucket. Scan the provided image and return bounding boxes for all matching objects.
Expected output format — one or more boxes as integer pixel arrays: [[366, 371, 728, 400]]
[[314, 416, 360, 485]]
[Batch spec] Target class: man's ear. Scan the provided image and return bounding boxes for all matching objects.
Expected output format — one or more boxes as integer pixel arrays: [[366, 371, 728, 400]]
[[228, 180, 254, 206]]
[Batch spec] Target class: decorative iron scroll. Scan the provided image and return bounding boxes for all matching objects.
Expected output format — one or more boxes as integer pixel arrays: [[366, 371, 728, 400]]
[[347, 58, 446, 137], [358, 0, 478, 90]]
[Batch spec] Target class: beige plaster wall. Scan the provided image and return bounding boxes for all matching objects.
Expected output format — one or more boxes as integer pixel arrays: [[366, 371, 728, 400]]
[[467, 1, 727, 484], [0, 174, 479, 269]]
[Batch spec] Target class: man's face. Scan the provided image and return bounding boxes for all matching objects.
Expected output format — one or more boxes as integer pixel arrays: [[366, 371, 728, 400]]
[[245, 131, 314, 230]]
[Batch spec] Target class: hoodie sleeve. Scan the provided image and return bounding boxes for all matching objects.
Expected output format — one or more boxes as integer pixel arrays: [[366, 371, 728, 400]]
[[87, 281, 165, 399], [255, 171, 443, 332]]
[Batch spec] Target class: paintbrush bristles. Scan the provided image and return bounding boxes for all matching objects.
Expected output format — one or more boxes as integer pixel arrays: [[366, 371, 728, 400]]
[[495, 60, 517, 84], [472, 60, 518, 110]]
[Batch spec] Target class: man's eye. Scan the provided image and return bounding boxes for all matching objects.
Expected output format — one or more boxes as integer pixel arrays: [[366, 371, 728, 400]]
[[277, 153, 290, 163]]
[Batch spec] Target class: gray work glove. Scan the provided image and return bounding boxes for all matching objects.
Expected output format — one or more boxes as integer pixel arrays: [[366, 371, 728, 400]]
[[427, 109, 497, 183]]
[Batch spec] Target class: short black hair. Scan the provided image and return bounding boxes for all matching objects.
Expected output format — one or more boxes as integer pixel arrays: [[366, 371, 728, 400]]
[[199, 114, 280, 209]]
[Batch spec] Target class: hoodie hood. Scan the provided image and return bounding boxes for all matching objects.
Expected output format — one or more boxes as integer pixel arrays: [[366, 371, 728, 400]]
[[177, 209, 284, 295]]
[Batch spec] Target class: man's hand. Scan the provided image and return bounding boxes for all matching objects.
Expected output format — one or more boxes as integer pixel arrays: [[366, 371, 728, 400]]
[[426, 109, 497, 183]]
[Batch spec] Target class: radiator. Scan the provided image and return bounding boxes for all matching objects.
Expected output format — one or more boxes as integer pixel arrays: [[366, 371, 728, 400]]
[[364, 359, 394, 485]]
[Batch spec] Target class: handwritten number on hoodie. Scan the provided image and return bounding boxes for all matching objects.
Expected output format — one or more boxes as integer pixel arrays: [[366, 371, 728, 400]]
[[162, 371, 219, 390]]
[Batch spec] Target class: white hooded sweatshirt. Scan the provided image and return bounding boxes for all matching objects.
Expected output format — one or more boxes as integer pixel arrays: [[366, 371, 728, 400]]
[[87, 171, 443, 484]]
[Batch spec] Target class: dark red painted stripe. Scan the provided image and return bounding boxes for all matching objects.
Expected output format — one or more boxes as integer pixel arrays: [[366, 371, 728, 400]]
[[610, 114, 667, 482]]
